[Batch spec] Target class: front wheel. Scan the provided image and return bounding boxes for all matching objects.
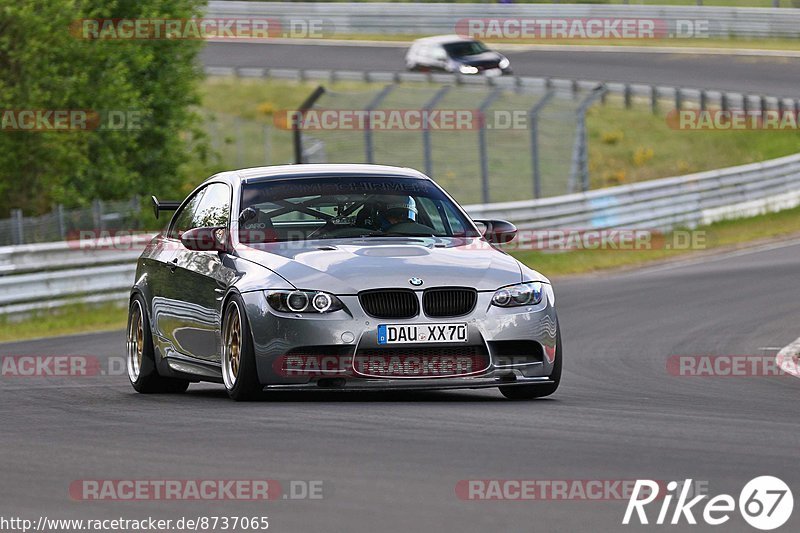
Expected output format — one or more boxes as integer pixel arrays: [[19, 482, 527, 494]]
[[127, 295, 190, 394], [499, 328, 562, 400], [221, 295, 263, 401]]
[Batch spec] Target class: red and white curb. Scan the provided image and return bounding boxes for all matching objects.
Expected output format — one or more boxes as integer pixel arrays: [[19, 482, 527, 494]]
[[776, 336, 800, 378]]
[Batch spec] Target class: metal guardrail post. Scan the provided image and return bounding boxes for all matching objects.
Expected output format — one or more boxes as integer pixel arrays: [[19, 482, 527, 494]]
[[675, 88, 683, 112], [421, 85, 451, 177], [364, 84, 396, 164], [570, 85, 608, 194], [700, 90, 708, 112], [477, 88, 503, 204], [624, 84, 632, 109], [529, 90, 555, 199], [293, 86, 326, 164], [721, 93, 729, 113]]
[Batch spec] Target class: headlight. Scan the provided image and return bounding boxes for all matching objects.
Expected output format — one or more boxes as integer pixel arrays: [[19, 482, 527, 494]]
[[266, 290, 344, 313], [459, 65, 479, 74], [498, 57, 510, 69], [491, 282, 543, 308]]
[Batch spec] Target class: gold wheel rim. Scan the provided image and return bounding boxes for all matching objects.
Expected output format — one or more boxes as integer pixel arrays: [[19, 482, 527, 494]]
[[127, 301, 144, 382], [223, 302, 243, 389]]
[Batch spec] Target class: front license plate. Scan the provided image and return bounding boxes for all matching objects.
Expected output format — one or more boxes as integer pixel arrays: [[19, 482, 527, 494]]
[[378, 323, 468, 345]]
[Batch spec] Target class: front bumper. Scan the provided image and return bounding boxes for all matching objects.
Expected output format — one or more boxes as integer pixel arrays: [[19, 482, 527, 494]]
[[240, 287, 558, 391]]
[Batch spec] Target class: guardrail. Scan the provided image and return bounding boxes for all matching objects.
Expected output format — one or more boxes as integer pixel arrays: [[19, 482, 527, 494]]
[[2, 153, 800, 315], [206, 1, 800, 39]]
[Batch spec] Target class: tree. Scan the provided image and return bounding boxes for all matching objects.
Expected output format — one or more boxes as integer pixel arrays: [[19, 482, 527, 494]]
[[0, 0, 207, 215]]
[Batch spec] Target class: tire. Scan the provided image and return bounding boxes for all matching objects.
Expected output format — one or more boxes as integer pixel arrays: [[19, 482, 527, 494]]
[[221, 294, 263, 401], [127, 294, 190, 394], [499, 327, 562, 400]]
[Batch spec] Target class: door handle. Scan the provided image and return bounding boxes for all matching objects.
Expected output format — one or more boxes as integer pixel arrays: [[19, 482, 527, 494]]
[[169, 258, 178, 272]]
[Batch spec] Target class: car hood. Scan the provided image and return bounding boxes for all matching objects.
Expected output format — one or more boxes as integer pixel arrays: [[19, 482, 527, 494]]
[[237, 237, 525, 294]]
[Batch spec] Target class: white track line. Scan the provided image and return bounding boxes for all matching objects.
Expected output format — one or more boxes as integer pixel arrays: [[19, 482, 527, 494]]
[[776, 336, 800, 379]]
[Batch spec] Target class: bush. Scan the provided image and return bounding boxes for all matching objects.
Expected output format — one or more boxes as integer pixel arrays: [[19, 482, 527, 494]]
[[0, 0, 208, 216]]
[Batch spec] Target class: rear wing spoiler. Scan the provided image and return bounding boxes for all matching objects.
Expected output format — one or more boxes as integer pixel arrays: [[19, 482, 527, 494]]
[[151, 196, 181, 219]]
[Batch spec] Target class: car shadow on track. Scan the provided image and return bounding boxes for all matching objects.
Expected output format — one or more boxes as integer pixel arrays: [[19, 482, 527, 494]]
[[181, 387, 559, 404]]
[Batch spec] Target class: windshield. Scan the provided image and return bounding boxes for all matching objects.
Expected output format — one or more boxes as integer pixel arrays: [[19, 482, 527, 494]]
[[238, 176, 479, 243], [444, 41, 489, 58]]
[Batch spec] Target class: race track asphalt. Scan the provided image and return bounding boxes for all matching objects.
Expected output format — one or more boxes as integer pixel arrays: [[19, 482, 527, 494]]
[[2, 239, 799, 532], [201, 42, 800, 98]]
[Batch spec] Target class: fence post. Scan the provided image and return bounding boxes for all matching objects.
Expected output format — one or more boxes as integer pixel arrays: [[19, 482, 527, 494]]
[[700, 90, 707, 112], [721, 92, 729, 113], [624, 84, 632, 109], [760, 95, 768, 120], [570, 85, 608, 194], [743, 94, 750, 115], [529, 90, 555, 199], [92, 199, 103, 231], [293, 86, 326, 164], [364, 84, 396, 164], [55, 204, 66, 240], [421, 85, 451, 177], [675, 88, 683, 112], [10, 209, 24, 245], [477, 88, 503, 204]]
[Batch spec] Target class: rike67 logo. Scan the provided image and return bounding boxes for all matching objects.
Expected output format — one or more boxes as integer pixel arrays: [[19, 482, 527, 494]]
[[623, 476, 793, 530]]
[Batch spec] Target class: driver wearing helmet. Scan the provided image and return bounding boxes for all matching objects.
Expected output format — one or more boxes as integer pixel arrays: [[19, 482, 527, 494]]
[[376, 196, 433, 234]]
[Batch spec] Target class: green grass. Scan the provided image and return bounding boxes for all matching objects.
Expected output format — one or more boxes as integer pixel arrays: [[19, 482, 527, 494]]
[[511, 203, 800, 276], [199, 76, 800, 196], [0, 302, 127, 344], [587, 102, 800, 188]]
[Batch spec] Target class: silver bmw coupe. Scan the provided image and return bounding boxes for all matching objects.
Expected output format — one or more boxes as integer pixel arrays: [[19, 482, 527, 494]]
[[127, 164, 561, 401]]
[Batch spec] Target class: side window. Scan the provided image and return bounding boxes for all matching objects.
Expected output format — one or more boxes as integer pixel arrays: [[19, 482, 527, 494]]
[[192, 183, 231, 229], [168, 189, 206, 239], [168, 183, 231, 239]]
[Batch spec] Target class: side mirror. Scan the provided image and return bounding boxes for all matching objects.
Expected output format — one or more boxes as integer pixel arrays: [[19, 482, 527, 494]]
[[474, 219, 517, 244], [180, 226, 230, 253]]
